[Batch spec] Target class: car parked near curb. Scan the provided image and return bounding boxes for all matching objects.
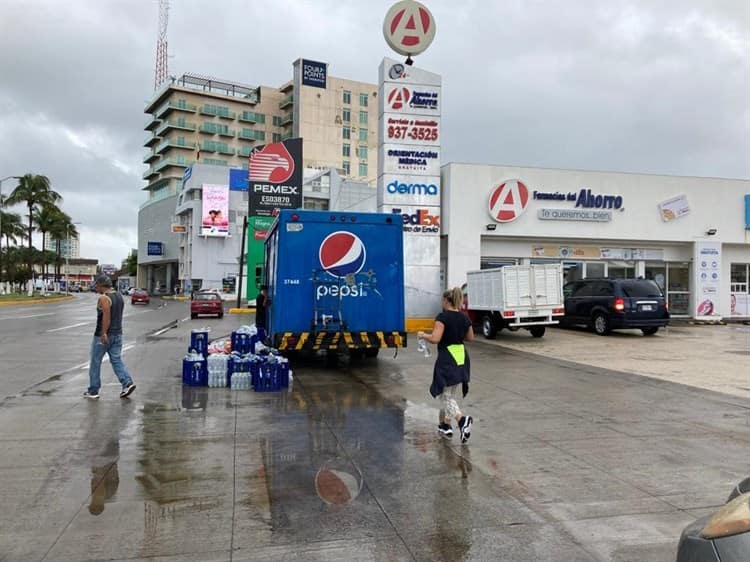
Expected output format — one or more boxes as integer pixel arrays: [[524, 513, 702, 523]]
[[190, 290, 224, 319], [561, 278, 670, 335]]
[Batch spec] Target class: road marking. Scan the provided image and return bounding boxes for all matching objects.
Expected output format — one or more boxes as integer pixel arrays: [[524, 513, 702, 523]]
[[46, 322, 91, 333], [0, 312, 56, 320], [181, 316, 191, 322]]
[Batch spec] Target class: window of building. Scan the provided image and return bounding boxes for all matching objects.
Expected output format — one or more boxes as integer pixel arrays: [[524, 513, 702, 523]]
[[343, 90, 351, 104], [359, 93, 368, 107], [272, 115, 283, 126], [342, 126, 351, 139], [272, 133, 282, 142], [342, 143, 350, 157], [342, 161, 350, 175], [357, 146, 367, 160], [342, 108, 351, 122], [358, 162, 368, 177], [359, 111, 368, 125], [358, 128, 368, 142]]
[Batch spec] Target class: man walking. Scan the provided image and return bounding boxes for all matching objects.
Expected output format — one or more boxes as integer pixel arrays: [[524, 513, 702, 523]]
[[84, 275, 136, 400]]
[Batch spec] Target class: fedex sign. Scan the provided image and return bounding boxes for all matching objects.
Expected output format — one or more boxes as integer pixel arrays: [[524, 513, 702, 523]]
[[389, 206, 440, 235]]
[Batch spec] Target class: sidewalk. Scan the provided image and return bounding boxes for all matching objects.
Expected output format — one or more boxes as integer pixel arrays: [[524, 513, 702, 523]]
[[478, 323, 750, 399]]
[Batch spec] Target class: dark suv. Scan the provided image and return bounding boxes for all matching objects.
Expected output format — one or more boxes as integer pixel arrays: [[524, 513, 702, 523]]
[[562, 278, 670, 335]]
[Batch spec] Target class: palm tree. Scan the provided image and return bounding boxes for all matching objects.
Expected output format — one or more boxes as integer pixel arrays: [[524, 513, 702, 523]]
[[6, 173, 61, 277], [48, 212, 77, 282], [0, 208, 26, 282], [34, 205, 61, 282]]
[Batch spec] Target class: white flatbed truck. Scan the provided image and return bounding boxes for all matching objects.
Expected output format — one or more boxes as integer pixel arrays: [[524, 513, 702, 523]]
[[464, 264, 565, 339]]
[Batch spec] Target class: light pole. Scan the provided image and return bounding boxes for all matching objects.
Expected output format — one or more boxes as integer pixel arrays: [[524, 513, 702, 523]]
[[0, 176, 21, 292]]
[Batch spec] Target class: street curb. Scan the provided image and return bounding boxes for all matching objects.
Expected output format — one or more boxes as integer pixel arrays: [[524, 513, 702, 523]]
[[229, 308, 256, 314], [0, 295, 74, 307]]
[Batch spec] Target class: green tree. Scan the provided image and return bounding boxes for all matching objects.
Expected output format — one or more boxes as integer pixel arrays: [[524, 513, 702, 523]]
[[34, 205, 61, 281], [122, 250, 137, 276], [48, 211, 77, 281], [6, 174, 61, 277], [0, 203, 27, 282]]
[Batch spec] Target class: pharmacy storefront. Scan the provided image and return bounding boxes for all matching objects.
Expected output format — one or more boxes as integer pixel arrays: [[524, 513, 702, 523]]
[[441, 163, 750, 319]]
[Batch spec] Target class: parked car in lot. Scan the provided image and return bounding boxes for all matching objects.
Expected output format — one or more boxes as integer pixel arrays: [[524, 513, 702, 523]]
[[561, 278, 670, 335], [190, 290, 224, 319], [131, 289, 150, 305], [676, 477, 750, 561]]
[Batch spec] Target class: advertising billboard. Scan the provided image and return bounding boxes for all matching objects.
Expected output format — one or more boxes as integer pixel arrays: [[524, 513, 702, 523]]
[[248, 138, 303, 217], [301, 59, 327, 89], [147, 241, 163, 256], [201, 184, 230, 237], [377, 174, 440, 207], [694, 241, 721, 319], [380, 144, 441, 176]]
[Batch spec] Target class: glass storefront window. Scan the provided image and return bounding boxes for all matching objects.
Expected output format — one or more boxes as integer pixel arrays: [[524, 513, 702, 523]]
[[667, 263, 690, 315], [645, 264, 666, 292], [585, 262, 605, 278]]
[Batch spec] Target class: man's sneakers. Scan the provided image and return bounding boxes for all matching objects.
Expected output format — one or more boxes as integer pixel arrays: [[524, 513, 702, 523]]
[[83, 391, 100, 400], [438, 423, 454, 438], [458, 415, 473, 443], [120, 383, 136, 399]]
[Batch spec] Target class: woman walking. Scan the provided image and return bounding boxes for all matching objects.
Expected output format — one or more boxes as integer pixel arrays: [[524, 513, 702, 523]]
[[418, 287, 475, 443]]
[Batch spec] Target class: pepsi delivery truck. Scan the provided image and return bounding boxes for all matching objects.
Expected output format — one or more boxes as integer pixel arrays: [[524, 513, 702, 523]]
[[263, 210, 407, 358]]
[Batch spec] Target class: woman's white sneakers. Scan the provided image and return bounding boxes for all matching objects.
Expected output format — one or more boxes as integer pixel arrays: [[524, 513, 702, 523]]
[[438, 423, 454, 438], [458, 416, 473, 443]]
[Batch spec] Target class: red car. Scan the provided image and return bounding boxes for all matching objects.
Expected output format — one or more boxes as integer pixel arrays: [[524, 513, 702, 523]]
[[131, 289, 150, 305], [191, 291, 224, 319]]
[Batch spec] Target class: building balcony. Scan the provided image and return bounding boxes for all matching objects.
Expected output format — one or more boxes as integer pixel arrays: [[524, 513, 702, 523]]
[[155, 101, 197, 119], [280, 113, 293, 126], [239, 111, 261, 124], [238, 130, 257, 141], [143, 150, 159, 163], [217, 147, 235, 155], [144, 115, 161, 131], [156, 139, 197, 153], [239, 146, 254, 157], [143, 167, 159, 180], [156, 120, 197, 136], [200, 106, 236, 119], [281, 132, 292, 141], [144, 134, 161, 147], [279, 95, 294, 109], [154, 158, 192, 173], [217, 129, 236, 138], [280, 81, 293, 93], [200, 142, 217, 153]]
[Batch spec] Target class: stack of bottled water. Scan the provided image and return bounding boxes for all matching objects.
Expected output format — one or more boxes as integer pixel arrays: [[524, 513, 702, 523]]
[[207, 354, 229, 388], [230, 370, 252, 390]]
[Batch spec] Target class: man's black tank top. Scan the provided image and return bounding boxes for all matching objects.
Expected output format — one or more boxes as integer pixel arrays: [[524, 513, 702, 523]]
[[95, 291, 124, 336]]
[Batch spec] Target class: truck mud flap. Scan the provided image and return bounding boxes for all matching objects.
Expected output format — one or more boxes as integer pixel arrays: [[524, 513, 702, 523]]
[[275, 331, 407, 351]]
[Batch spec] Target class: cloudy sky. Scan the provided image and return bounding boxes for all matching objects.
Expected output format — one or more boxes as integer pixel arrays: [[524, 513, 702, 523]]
[[1, 0, 747, 265]]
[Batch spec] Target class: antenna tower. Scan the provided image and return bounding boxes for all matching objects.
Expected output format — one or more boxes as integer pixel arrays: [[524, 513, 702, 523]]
[[154, 0, 169, 90]]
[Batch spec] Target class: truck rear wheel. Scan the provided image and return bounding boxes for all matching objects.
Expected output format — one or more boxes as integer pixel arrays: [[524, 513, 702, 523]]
[[482, 314, 497, 340], [529, 326, 546, 338]]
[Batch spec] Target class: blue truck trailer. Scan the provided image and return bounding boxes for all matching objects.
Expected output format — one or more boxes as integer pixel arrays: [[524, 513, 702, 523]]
[[263, 210, 406, 356]]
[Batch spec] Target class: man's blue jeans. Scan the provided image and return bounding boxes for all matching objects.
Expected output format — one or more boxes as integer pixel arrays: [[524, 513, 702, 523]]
[[87, 334, 133, 394]]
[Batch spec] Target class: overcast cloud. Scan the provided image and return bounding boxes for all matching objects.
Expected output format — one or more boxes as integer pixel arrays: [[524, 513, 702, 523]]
[[0, 0, 747, 265]]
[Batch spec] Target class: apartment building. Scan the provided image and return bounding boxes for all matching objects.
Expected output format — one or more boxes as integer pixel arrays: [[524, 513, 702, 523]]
[[138, 59, 379, 293], [44, 235, 79, 259]]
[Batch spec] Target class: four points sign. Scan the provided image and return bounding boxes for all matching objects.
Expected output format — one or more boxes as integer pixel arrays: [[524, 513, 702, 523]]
[[383, 0, 436, 57]]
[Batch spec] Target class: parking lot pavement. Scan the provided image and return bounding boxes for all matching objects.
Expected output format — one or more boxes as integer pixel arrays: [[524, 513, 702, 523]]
[[474, 323, 750, 400], [1, 316, 749, 561]]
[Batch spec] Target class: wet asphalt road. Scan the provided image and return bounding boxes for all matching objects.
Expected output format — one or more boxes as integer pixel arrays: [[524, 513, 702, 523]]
[[1, 300, 749, 561]]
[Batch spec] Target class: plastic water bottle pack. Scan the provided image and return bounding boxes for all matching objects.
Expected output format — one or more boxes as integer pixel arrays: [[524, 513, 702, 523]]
[[417, 338, 431, 358]]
